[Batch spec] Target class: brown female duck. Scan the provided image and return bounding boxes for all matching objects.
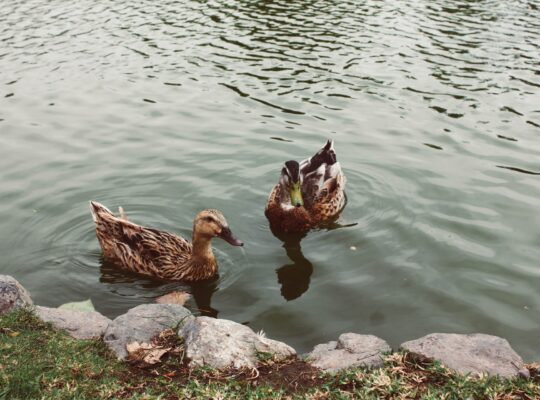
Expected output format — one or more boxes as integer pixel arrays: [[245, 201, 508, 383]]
[[265, 140, 346, 233], [90, 201, 243, 281]]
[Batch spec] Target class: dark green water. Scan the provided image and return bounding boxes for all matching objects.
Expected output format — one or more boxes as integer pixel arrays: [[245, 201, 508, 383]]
[[1, 0, 539, 359]]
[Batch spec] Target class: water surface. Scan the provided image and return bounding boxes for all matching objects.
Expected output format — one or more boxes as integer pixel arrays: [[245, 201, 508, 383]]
[[1, 0, 540, 359]]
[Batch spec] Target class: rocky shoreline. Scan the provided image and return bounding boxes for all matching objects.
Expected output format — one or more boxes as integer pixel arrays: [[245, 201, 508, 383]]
[[0, 274, 532, 379]]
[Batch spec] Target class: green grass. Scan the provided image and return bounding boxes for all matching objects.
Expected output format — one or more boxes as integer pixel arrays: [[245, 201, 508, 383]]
[[1, 308, 539, 399], [0, 310, 125, 399]]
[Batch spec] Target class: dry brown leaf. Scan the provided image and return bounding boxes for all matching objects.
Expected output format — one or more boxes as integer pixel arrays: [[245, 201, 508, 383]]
[[126, 341, 149, 354], [126, 341, 171, 365], [155, 291, 191, 306], [143, 347, 169, 364]]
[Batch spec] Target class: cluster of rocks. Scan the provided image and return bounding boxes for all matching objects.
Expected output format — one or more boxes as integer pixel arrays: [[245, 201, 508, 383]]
[[0, 274, 531, 378]]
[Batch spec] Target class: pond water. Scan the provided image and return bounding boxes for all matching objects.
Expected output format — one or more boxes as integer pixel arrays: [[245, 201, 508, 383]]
[[1, 0, 540, 359]]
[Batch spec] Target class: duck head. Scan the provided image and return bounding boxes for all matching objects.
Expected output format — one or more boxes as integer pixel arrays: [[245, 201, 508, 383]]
[[279, 160, 304, 208], [193, 209, 243, 246]]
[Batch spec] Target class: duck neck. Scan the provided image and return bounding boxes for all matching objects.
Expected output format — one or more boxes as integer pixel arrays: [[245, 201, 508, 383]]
[[191, 232, 216, 265]]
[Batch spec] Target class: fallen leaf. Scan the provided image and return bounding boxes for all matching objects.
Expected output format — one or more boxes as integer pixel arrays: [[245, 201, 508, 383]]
[[144, 347, 169, 364], [126, 341, 149, 354], [8, 332, 20, 337], [155, 291, 190, 306], [126, 341, 171, 365]]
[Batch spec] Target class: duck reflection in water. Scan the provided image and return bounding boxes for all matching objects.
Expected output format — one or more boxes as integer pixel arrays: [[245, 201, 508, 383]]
[[272, 220, 357, 301], [99, 257, 220, 317], [276, 234, 313, 301]]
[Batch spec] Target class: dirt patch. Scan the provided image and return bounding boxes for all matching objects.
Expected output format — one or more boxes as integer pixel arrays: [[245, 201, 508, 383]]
[[223, 358, 324, 392], [126, 355, 324, 394]]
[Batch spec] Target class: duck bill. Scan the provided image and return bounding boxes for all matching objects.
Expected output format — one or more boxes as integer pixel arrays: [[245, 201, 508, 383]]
[[218, 227, 244, 246], [290, 183, 304, 208]]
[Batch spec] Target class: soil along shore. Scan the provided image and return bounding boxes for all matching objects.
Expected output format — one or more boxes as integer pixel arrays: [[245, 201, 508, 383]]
[[1, 274, 539, 399]]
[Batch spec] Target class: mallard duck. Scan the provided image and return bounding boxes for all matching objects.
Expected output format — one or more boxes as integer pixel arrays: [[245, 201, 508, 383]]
[[90, 201, 243, 281], [265, 140, 346, 233]]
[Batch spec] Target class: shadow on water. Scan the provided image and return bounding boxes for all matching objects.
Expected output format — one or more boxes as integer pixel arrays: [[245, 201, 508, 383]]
[[99, 257, 220, 318]]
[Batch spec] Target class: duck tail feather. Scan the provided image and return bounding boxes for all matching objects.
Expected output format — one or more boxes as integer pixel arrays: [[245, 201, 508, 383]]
[[118, 206, 128, 221], [89, 201, 114, 223], [301, 139, 337, 177], [324, 139, 334, 152]]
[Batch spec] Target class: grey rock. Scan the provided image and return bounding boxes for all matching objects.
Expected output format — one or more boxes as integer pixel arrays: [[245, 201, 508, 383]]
[[0, 275, 33, 315], [518, 368, 530, 379], [401, 333, 525, 378], [306, 333, 391, 372], [179, 317, 296, 369], [36, 306, 111, 339], [104, 304, 193, 359]]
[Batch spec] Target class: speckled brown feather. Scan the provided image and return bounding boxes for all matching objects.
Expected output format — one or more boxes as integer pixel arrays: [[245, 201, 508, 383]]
[[265, 185, 314, 232], [90, 202, 218, 281], [311, 172, 346, 221]]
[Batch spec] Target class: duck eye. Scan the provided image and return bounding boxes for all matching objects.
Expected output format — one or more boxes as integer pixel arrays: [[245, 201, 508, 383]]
[[203, 216, 215, 223]]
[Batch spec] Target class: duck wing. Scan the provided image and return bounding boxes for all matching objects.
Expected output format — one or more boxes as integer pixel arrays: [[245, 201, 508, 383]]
[[311, 169, 346, 220], [299, 140, 343, 208], [299, 139, 337, 177], [90, 201, 192, 276]]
